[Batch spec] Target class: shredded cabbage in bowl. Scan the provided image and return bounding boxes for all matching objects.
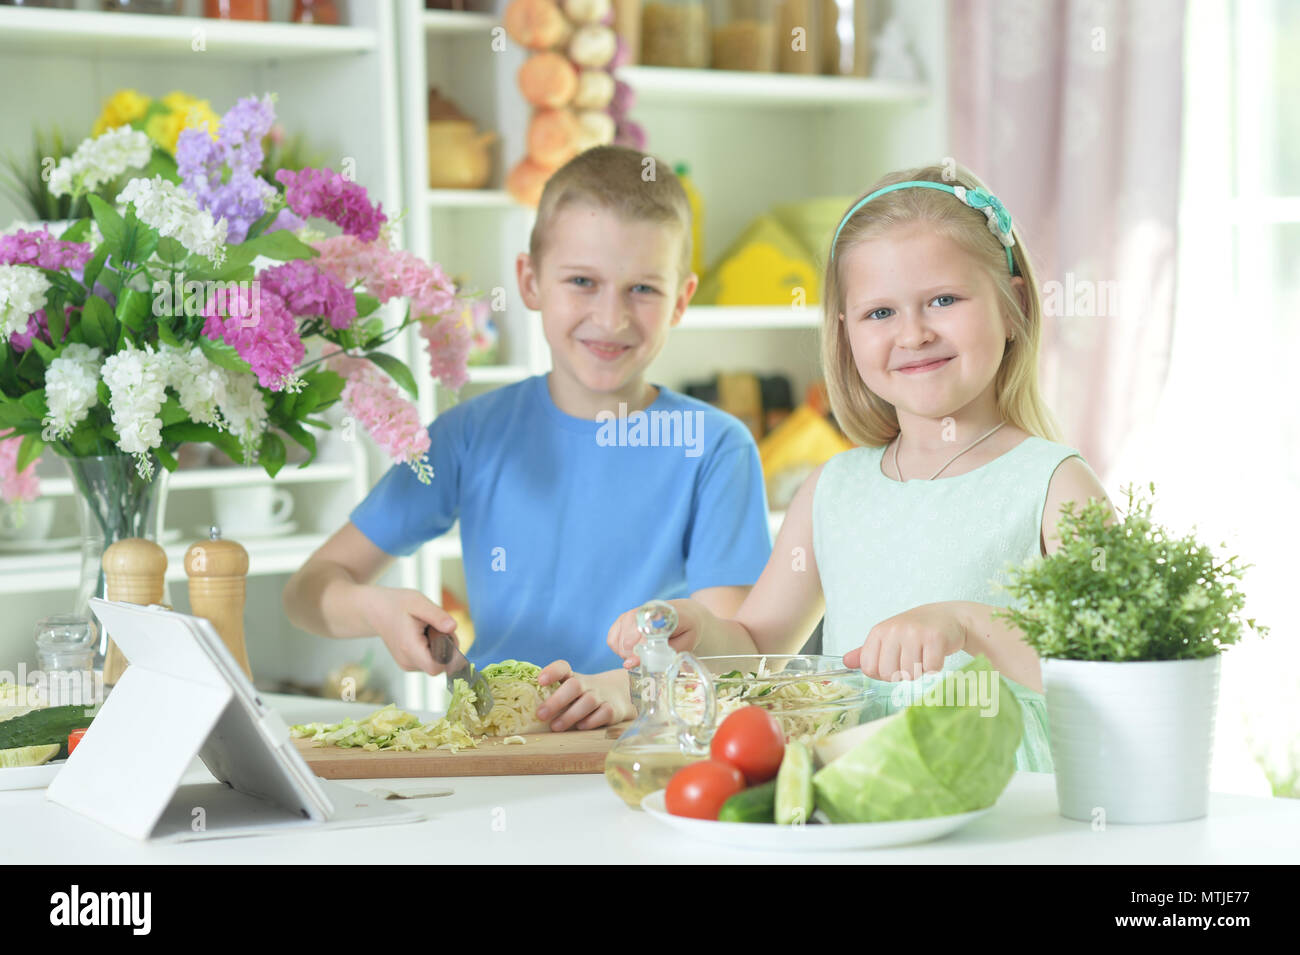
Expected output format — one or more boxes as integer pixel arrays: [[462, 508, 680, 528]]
[[289, 659, 560, 754]]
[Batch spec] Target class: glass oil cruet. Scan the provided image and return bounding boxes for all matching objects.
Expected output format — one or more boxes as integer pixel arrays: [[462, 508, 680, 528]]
[[603, 600, 717, 808]]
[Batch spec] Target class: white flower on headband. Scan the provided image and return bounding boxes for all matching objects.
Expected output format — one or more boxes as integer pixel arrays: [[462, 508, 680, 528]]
[[953, 185, 1016, 248]]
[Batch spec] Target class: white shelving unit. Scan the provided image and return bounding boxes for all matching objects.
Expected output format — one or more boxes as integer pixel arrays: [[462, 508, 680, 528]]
[[391, 0, 946, 706], [0, 1, 407, 693]]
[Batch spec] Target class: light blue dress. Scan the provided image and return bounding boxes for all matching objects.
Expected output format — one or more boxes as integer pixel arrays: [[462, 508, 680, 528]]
[[812, 435, 1084, 772]]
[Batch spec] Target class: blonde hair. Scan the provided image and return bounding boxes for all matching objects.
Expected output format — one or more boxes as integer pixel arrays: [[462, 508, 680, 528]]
[[821, 162, 1064, 447], [528, 145, 693, 287]]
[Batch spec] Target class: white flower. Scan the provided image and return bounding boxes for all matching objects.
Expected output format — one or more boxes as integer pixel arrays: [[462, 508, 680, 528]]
[[0, 264, 51, 339], [101, 343, 169, 475], [42, 344, 102, 440], [47, 126, 153, 199], [116, 176, 228, 266], [216, 369, 269, 461], [159, 343, 227, 429]]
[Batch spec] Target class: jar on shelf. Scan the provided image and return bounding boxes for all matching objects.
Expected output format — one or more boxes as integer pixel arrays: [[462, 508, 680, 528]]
[[204, 0, 269, 20], [641, 0, 709, 70], [292, 0, 339, 24], [774, 0, 819, 74], [711, 0, 776, 73], [820, 0, 870, 76]]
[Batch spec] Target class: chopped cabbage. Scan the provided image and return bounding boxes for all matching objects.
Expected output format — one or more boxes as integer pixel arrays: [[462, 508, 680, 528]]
[[289, 659, 560, 754]]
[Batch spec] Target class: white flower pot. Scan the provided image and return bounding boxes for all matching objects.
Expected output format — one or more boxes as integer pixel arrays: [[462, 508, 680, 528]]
[[1042, 656, 1220, 824]]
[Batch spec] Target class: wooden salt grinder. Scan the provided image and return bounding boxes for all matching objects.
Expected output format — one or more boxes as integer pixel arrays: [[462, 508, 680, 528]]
[[185, 529, 252, 680], [102, 538, 168, 685]]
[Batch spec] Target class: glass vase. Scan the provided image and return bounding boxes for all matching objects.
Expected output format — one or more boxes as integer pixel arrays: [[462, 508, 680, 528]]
[[65, 454, 171, 666]]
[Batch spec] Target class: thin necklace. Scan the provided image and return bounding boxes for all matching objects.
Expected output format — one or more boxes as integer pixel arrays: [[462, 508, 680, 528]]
[[893, 421, 1007, 481]]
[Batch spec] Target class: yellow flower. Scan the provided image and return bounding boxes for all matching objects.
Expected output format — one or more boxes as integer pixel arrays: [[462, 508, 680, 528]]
[[91, 89, 151, 137], [145, 92, 220, 154]]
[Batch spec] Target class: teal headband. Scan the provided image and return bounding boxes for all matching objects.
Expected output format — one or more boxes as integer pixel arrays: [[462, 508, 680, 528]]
[[831, 180, 1017, 275]]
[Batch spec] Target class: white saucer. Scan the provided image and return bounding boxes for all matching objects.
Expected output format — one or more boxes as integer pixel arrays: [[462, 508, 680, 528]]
[[0, 759, 65, 791], [0, 536, 81, 553], [194, 521, 297, 540]]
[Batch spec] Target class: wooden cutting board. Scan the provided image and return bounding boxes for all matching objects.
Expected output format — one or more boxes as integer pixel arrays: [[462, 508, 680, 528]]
[[293, 724, 631, 779]]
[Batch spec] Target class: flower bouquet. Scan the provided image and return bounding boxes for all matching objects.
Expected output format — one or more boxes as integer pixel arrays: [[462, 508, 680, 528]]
[[0, 92, 473, 504]]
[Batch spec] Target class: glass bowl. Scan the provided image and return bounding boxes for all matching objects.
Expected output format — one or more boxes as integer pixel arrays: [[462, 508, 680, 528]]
[[667, 654, 872, 744]]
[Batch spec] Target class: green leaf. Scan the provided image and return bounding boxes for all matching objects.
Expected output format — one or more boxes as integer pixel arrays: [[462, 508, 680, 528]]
[[158, 396, 188, 427], [305, 368, 345, 405], [278, 420, 317, 464], [354, 293, 381, 318], [242, 229, 317, 262], [16, 432, 45, 471], [18, 389, 46, 420], [44, 289, 67, 345], [115, 288, 151, 333], [81, 245, 110, 293], [31, 338, 56, 364], [155, 445, 178, 471], [242, 208, 280, 241], [197, 336, 253, 375], [364, 352, 418, 399], [156, 318, 181, 347], [259, 430, 286, 478], [155, 237, 188, 266], [160, 421, 248, 464], [0, 400, 36, 429], [58, 218, 91, 243], [80, 296, 116, 351], [96, 380, 111, 407], [87, 194, 125, 261]]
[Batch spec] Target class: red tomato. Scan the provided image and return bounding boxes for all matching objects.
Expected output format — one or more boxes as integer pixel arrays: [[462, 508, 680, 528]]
[[710, 705, 785, 784], [68, 727, 87, 755], [664, 760, 746, 820]]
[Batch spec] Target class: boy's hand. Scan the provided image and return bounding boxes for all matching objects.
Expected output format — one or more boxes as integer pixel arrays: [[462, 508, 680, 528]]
[[357, 585, 460, 676], [605, 598, 707, 668], [844, 602, 968, 682], [535, 662, 636, 731]]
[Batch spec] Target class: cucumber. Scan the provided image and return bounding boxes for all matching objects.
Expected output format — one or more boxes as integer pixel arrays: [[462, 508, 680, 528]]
[[775, 741, 814, 825], [717, 780, 777, 823], [0, 704, 97, 758]]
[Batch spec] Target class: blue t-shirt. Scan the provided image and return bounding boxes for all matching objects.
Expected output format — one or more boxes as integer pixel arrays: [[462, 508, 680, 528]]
[[349, 375, 773, 673]]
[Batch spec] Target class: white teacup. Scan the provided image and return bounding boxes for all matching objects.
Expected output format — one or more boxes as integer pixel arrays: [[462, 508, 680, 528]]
[[0, 498, 56, 541], [212, 486, 294, 535]]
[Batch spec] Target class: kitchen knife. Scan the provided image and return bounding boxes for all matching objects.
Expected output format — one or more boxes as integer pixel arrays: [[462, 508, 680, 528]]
[[424, 624, 494, 719]]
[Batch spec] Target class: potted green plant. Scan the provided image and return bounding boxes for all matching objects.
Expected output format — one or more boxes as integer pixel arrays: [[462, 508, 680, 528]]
[[994, 482, 1268, 824]]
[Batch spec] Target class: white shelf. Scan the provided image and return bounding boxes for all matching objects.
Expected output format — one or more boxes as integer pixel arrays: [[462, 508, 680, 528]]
[[0, 534, 329, 594], [466, 364, 531, 384], [423, 10, 498, 34], [0, 7, 377, 60], [426, 189, 516, 209], [33, 461, 356, 498], [683, 306, 821, 330], [620, 66, 929, 107]]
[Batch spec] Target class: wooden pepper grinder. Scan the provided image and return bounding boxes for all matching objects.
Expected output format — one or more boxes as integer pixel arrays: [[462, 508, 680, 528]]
[[185, 527, 252, 680], [102, 538, 168, 685]]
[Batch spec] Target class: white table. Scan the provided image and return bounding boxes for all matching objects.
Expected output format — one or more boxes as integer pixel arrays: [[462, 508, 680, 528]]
[[3, 695, 1298, 864]]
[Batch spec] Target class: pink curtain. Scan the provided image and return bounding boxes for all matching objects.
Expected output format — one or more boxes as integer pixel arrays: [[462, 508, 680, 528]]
[[947, 0, 1186, 482]]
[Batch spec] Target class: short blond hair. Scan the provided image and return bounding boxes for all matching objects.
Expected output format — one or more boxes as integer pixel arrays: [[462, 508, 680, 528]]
[[821, 161, 1065, 447], [528, 145, 693, 287]]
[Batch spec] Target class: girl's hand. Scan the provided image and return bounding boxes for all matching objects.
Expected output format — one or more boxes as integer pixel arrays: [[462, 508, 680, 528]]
[[844, 602, 968, 682], [605, 598, 709, 668], [535, 663, 636, 731], [356, 584, 460, 677]]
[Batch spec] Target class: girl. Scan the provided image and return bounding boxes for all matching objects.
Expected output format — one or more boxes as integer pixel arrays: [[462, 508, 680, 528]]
[[606, 163, 1114, 771]]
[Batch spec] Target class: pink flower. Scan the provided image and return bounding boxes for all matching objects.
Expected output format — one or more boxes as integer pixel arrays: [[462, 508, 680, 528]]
[[331, 355, 432, 482], [418, 308, 473, 391], [0, 429, 40, 504], [0, 227, 93, 271], [259, 259, 357, 330], [275, 168, 387, 242], [201, 285, 305, 391]]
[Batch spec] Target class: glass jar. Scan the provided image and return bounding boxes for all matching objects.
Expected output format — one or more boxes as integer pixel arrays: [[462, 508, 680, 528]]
[[641, 0, 709, 69], [820, 0, 870, 76], [711, 0, 776, 72], [774, 0, 819, 74], [292, 0, 339, 24], [35, 614, 100, 709], [204, 0, 269, 20]]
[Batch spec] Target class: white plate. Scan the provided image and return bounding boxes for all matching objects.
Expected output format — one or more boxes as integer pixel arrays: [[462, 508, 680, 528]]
[[0, 759, 65, 791], [0, 536, 81, 553], [193, 521, 297, 540], [640, 790, 990, 851]]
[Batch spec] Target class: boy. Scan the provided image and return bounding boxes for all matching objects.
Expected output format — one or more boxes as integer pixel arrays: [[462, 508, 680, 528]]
[[283, 146, 772, 731]]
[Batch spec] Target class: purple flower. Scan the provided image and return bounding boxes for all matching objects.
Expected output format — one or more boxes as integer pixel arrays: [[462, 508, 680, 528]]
[[201, 285, 305, 391], [259, 259, 357, 330], [0, 228, 93, 271], [176, 94, 278, 245], [275, 168, 387, 242]]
